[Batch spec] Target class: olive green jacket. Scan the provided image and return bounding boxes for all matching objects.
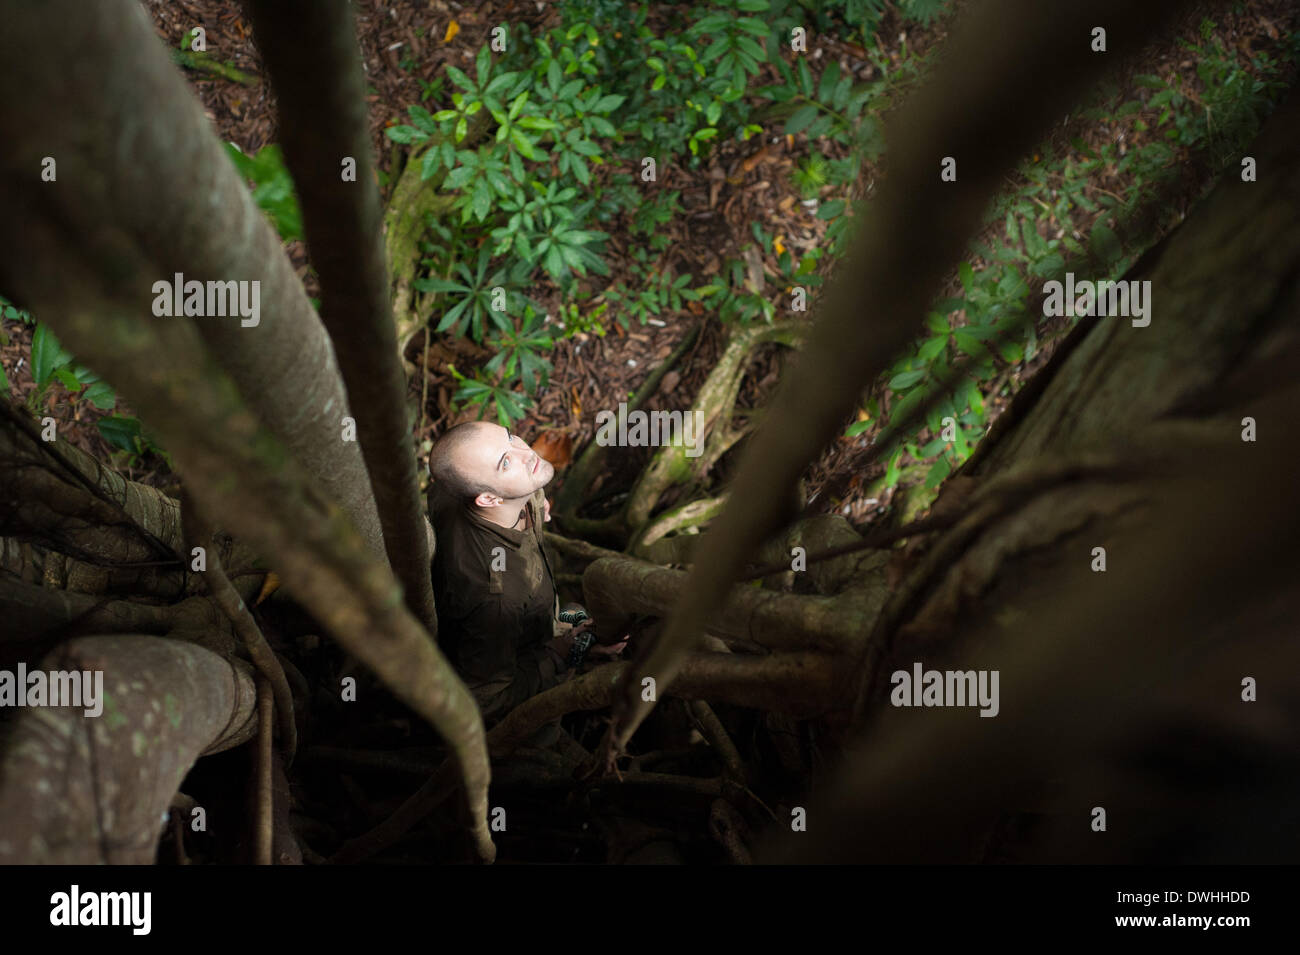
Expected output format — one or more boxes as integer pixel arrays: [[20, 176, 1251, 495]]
[[429, 485, 566, 726]]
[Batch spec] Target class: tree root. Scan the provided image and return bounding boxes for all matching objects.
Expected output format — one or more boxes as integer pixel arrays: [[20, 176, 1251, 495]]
[[330, 650, 839, 863], [623, 322, 802, 535], [0, 635, 258, 863], [582, 554, 883, 655]]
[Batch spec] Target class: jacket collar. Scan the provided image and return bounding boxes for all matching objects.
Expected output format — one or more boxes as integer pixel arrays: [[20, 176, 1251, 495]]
[[463, 500, 530, 548]]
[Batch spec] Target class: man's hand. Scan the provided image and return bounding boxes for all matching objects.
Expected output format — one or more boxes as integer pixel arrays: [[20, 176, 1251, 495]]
[[553, 618, 628, 665], [587, 637, 628, 659], [543, 497, 552, 523]]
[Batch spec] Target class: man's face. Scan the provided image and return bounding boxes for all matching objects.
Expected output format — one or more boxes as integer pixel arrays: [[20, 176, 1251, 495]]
[[454, 422, 555, 505]]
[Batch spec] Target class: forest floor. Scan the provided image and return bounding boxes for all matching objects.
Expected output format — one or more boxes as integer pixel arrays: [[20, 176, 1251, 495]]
[[2, 0, 1297, 528]]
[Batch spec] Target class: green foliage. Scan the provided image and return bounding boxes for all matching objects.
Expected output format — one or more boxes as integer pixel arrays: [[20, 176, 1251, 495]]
[[0, 295, 33, 392], [602, 248, 702, 328], [0, 294, 34, 325], [554, 299, 609, 338], [97, 414, 171, 468], [485, 307, 554, 395], [223, 143, 303, 242], [447, 363, 532, 427], [25, 323, 118, 412], [415, 246, 533, 341], [383, 0, 930, 420], [843, 17, 1300, 507], [0, 296, 166, 467], [791, 150, 830, 199]]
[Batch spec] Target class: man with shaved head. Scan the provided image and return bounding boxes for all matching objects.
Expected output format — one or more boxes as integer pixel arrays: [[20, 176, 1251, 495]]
[[427, 421, 625, 737]]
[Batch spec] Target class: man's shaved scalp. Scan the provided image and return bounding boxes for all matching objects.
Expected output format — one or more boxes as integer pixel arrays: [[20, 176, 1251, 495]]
[[430, 422, 495, 503]]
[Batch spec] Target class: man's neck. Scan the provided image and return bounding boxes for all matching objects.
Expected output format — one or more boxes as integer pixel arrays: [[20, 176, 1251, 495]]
[[473, 498, 529, 530]]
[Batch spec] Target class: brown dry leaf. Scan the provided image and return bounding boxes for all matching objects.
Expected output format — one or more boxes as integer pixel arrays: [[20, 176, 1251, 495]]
[[533, 430, 573, 469], [569, 385, 582, 419], [740, 146, 770, 174], [254, 571, 280, 607]]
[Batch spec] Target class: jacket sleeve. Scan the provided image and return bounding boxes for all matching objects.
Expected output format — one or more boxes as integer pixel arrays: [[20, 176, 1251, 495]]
[[455, 598, 569, 725]]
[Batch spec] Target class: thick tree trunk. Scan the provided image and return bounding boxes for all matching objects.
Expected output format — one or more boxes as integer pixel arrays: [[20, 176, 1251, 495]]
[[242, 0, 438, 633], [0, 0, 384, 558], [0, 0, 494, 861]]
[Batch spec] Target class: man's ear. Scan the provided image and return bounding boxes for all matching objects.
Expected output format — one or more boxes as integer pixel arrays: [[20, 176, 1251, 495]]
[[474, 490, 502, 509]]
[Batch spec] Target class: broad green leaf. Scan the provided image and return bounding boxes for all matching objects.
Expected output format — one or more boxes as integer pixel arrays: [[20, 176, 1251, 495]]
[[958, 261, 976, 294], [385, 125, 427, 144], [54, 367, 82, 391], [917, 335, 947, 360], [445, 65, 474, 92], [780, 104, 811, 134], [953, 328, 992, 360], [97, 415, 143, 453], [889, 369, 926, 391], [421, 148, 442, 179], [83, 381, 116, 409], [924, 455, 951, 489], [818, 61, 841, 103], [407, 105, 439, 133], [32, 324, 70, 386], [816, 199, 845, 219]]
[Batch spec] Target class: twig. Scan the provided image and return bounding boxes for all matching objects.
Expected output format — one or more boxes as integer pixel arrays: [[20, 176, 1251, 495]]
[[688, 699, 746, 783], [182, 489, 298, 762], [170, 48, 257, 85], [255, 675, 273, 865]]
